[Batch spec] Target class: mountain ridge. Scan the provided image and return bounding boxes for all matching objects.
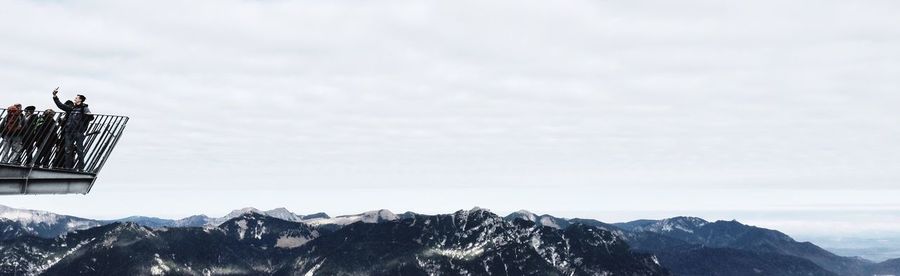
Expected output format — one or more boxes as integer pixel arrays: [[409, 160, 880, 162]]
[[0, 205, 897, 275], [0, 207, 668, 275]]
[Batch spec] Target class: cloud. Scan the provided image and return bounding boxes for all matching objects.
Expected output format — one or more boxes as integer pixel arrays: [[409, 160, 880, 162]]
[[0, 0, 898, 224]]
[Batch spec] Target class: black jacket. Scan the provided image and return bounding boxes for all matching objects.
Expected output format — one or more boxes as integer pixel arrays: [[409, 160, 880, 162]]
[[21, 114, 39, 143], [31, 116, 59, 146], [53, 97, 93, 133]]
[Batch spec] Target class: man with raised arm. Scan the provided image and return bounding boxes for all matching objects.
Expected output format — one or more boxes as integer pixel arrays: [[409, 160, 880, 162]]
[[52, 87, 93, 170]]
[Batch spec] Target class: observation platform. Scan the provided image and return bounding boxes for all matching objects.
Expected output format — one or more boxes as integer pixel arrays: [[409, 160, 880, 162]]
[[0, 108, 128, 194]]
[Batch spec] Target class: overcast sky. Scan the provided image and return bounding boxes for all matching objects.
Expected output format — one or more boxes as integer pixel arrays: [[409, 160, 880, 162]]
[[0, 0, 899, 237]]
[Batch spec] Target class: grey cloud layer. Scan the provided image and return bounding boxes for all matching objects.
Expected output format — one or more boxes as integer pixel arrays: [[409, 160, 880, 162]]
[[0, 0, 899, 219]]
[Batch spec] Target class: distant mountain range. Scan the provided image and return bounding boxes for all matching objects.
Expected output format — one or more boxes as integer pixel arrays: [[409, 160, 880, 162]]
[[0, 204, 898, 275], [0, 205, 397, 239]]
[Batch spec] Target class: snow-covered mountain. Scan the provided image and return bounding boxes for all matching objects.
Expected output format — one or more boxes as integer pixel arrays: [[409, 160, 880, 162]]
[[504, 210, 572, 229], [503, 210, 627, 240], [287, 207, 667, 275], [2, 204, 899, 275], [614, 216, 708, 234], [619, 218, 873, 276], [188, 207, 339, 227], [0, 204, 100, 238], [0, 205, 393, 235], [217, 212, 323, 249], [302, 209, 397, 228], [0, 207, 668, 275]]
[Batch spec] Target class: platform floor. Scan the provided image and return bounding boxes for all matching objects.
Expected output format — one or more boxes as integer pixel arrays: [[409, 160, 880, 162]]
[[0, 165, 96, 195]]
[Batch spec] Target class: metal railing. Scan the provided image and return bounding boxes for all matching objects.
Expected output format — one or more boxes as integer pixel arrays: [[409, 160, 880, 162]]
[[0, 108, 128, 174]]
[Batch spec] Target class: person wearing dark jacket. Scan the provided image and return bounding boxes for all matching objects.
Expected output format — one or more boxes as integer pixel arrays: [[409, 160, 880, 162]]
[[50, 100, 73, 169], [0, 104, 25, 164], [53, 88, 93, 170], [32, 110, 59, 168], [19, 106, 39, 165]]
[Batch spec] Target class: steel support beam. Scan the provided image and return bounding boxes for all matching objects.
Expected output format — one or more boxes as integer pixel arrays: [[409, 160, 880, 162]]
[[0, 165, 95, 195]]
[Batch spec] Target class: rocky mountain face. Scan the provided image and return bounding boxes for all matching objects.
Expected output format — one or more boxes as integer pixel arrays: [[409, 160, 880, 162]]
[[218, 213, 321, 250], [0, 218, 31, 240], [0, 208, 667, 276], [873, 258, 900, 275], [619, 217, 874, 276], [653, 247, 837, 276], [502, 211, 896, 276], [0, 204, 392, 237], [285, 208, 667, 275], [0, 214, 334, 275], [1, 205, 898, 276]]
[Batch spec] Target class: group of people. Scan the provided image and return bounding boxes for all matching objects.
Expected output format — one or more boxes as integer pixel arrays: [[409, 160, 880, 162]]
[[0, 88, 93, 170]]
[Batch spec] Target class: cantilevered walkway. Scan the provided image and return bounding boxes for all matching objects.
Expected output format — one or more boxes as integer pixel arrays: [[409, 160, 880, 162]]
[[0, 108, 128, 194]]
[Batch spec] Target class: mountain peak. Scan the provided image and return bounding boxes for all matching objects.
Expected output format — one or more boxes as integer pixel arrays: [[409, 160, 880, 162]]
[[301, 212, 330, 220], [305, 209, 398, 227], [262, 207, 303, 221], [226, 207, 262, 217], [668, 216, 708, 223], [266, 207, 292, 214], [354, 209, 398, 222], [268, 207, 290, 212], [452, 207, 494, 218], [509, 210, 538, 221], [650, 216, 708, 233], [91, 221, 156, 241], [505, 210, 572, 229], [237, 212, 266, 219], [450, 207, 500, 226], [219, 214, 270, 241]]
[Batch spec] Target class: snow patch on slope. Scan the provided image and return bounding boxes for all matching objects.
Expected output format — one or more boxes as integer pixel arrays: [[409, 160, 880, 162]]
[[235, 220, 248, 240], [304, 258, 326, 276], [150, 254, 171, 275], [304, 209, 398, 226], [275, 235, 310, 249]]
